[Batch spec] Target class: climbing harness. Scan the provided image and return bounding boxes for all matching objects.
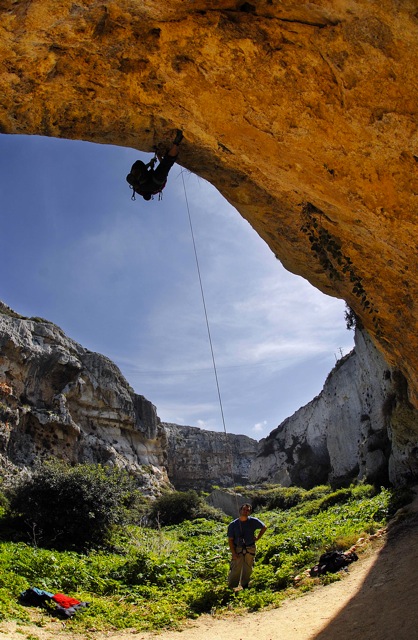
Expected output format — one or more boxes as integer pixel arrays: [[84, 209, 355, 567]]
[[129, 186, 164, 202], [232, 519, 256, 592], [127, 153, 164, 201]]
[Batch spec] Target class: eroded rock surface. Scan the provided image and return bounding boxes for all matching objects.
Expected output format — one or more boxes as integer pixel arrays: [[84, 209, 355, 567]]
[[164, 422, 258, 491], [0, 302, 259, 493], [0, 302, 169, 493], [250, 328, 418, 488], [1, 303, 417, 490]]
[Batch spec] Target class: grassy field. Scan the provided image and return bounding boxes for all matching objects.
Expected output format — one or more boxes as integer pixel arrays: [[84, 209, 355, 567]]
[[0, 483, 408, 634]]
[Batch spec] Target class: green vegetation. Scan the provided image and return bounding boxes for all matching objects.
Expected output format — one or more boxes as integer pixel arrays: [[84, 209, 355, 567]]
[[0, 468, 412, 634], [149, 489, 224, 526], [6, 462, 148, 551]]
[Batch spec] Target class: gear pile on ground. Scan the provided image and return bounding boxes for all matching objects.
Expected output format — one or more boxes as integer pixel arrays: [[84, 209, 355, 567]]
[[310, 550, 359, 577], [19, 587, 89, 618]]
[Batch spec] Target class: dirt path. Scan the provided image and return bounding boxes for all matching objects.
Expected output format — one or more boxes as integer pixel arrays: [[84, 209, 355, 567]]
[[2, 501, 418, 640]]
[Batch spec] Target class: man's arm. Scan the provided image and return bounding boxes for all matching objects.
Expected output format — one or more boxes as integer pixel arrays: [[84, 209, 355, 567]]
[[228, 537, 239, 560], [255, 525, 267, 542]]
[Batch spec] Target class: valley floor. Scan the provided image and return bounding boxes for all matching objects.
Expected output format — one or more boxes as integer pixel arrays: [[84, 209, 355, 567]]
[[2, 498, 418, 640]]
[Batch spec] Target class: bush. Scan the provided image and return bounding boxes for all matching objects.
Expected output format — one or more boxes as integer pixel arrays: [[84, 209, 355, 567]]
[[149, 490, 202, 526], [386, 485, 415, 517], [252, 486, 306, 511], [6, 461, 143, 550], [175, 518, 224, 540], [302, 485, 334, 501]]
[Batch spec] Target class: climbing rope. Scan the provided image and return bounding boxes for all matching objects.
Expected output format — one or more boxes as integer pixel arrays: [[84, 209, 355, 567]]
[[181, 171, 227, 432], [180, 171, 238, 503]]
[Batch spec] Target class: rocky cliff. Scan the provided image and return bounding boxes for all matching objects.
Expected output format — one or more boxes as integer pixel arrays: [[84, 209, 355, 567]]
[[0, 302, 259, 492], [0, 302, 170, 493], [164, 422, 258, 491], [1, 1, 418, 422], [1, 302, 416, 490], [250, 328, 418, 488]]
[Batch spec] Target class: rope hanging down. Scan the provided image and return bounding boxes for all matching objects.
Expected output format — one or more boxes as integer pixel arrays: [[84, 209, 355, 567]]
[[181, 172, 227, 434], [180, 172, 237, 491]]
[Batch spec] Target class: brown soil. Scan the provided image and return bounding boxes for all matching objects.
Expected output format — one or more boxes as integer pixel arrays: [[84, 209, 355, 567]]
[[2, 495, 418, 640]]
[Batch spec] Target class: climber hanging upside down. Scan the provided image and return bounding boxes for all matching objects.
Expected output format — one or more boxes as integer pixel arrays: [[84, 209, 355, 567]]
[[126, 129, 183, 201]]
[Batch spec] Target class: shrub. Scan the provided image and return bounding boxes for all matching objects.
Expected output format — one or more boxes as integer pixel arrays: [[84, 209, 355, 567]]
[[252, 486, 306, 511], [302, 485, 333, 501], [192, 501, 226, 522], [6, 461, 143, 550], [149, 490, 202, 526], [386, 485, 415, 517], [316, 488, 353, 510], [175, 518, 225, 540]]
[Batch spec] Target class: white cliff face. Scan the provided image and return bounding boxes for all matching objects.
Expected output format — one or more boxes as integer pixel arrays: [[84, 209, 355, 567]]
[[0, 302, 259, 494], [0, 303, 169, 494], [1, 302, 416, 493], [163, 423, 258, 491], [249, 329, 418, 488]]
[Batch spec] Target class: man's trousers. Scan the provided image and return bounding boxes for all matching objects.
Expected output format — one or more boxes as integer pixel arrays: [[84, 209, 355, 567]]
[[227, 545, 256, 588]]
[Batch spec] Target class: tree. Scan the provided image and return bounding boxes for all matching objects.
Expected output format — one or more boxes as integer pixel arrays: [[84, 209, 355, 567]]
[[8, 461, 142, 550]]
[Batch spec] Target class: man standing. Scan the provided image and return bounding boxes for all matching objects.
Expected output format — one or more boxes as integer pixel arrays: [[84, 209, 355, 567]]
[[227, 503, 267, 589]]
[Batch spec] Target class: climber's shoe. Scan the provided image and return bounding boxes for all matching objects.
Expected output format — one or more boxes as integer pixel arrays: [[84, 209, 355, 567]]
[[173, 129, 184, 145]]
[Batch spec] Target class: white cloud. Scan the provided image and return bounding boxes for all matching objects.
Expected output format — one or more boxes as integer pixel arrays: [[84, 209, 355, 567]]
[[253, 421, 267, 433]]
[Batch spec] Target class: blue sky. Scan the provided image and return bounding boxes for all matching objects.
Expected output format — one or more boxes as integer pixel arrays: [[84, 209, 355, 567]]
[[0, 133, 354, 439]]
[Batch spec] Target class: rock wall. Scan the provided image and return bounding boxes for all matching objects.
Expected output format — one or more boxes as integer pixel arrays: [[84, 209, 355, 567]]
[[1, 302, 417, 490], [0, 302, 259, 493], [250, 328, 418, 488], [1, 1, 418, 417], [206, 488, 252, 518], [0, 302, 169, 494], [163, 422, 258, 491]]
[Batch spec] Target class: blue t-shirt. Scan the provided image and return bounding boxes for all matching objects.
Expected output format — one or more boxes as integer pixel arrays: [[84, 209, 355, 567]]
[[227, 516, 265, 547]]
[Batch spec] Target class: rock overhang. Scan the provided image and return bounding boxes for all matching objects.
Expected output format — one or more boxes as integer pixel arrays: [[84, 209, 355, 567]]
[[1, 0, 417, 404]]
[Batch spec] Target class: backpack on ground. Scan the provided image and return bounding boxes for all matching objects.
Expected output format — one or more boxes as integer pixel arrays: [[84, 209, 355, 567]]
[[310, 550, 358, 577], [19, 587, 53, 607], [20, 586, 90, 618]]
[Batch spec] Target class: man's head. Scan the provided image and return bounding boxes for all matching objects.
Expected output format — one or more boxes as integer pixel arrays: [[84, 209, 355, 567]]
[[142, 194, 152, 201], [239, 503, 252, 517]]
